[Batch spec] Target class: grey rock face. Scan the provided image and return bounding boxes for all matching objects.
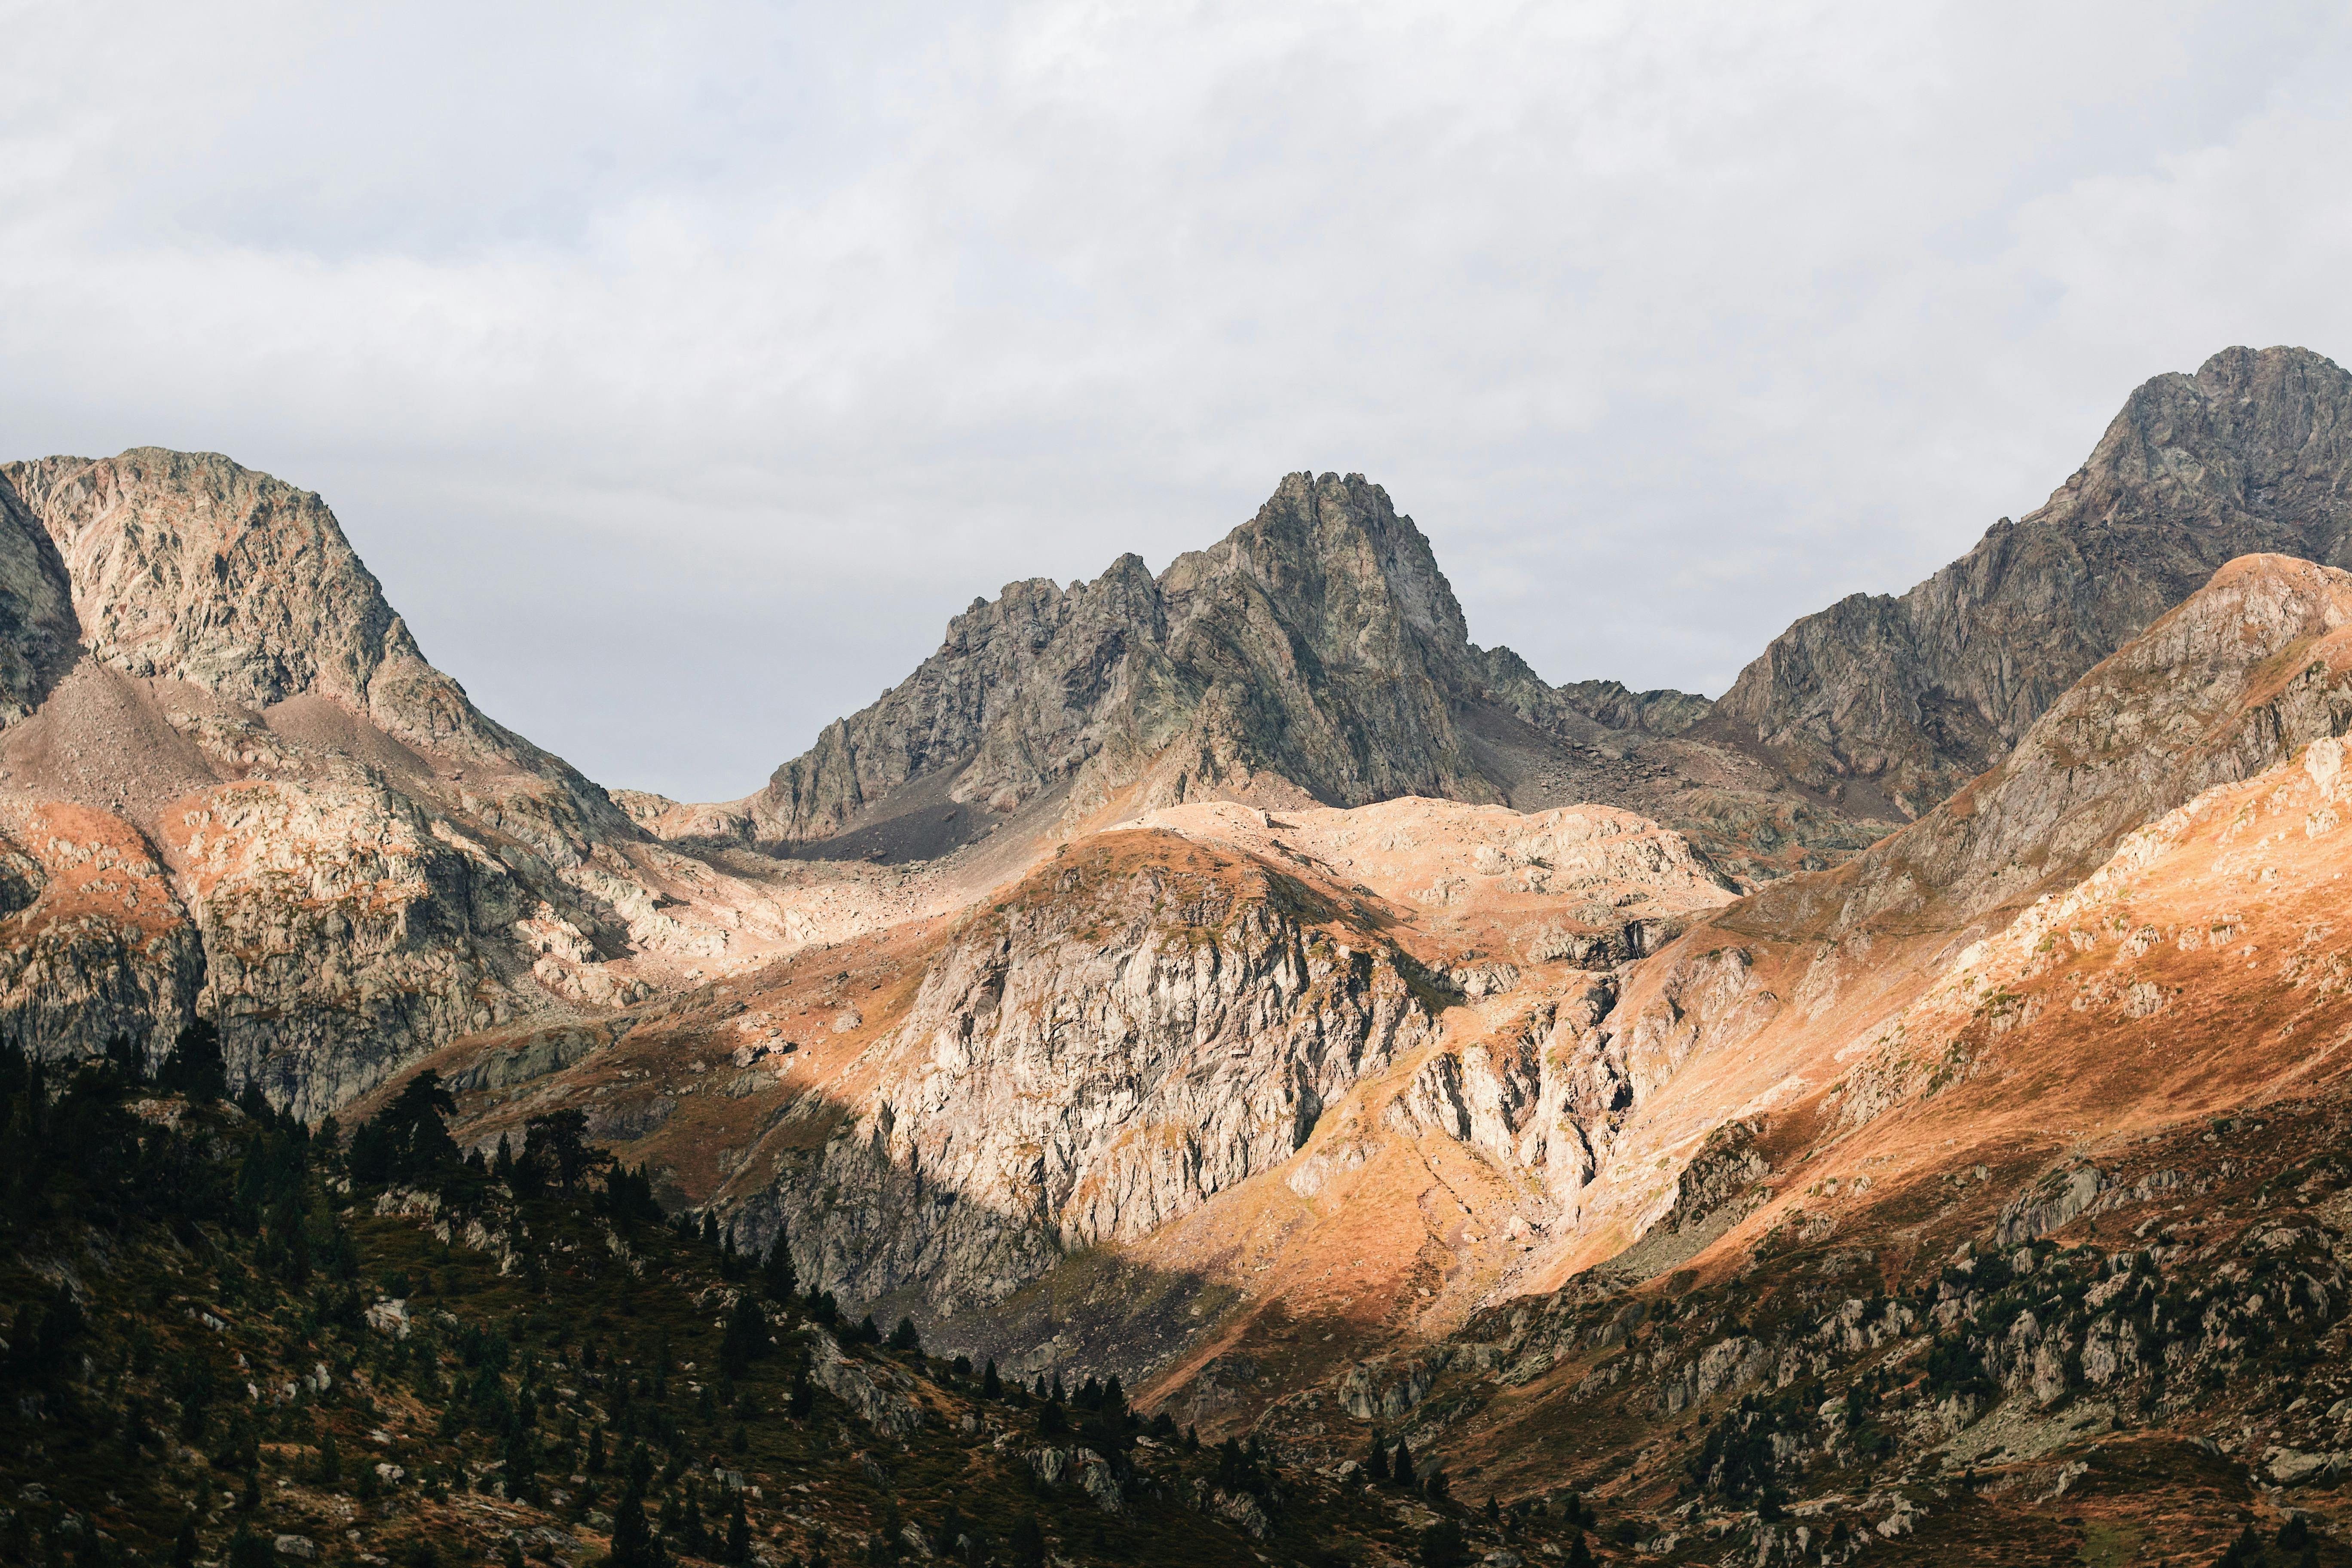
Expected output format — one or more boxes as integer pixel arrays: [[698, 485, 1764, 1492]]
[[744, 472, 1511, 849], [1715, 346, 2352, 813], [1476, 649, 1710, 744], [0, 485, 75, 727], [735, 833, 1434, 1318], [3, 449, 629, 816]]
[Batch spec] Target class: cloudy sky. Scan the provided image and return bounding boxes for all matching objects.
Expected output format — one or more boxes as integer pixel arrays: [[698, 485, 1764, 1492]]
[[5, 1, 2349, 800]]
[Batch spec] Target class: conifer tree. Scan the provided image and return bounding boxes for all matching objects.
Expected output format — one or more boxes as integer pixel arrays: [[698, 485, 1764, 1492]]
[[724, 1491, 750, 1565], [761, 1235, 798, 1303], [610, 1475, 657, 1568]]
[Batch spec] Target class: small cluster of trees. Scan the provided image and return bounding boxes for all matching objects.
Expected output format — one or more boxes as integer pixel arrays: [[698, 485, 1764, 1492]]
[[1363, 1425, 1449, 1501]]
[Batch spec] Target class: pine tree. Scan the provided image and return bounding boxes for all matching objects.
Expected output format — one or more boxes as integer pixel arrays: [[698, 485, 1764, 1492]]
[[725, 1491, 751, 1565], [981, 1359, 1002, 1400], [1009, 1514, 1045, 1568], [611, 1476, 657, 1568], [227, 1526, 271, 1568], [761, 1237, 798, 1304], [788, 1363, 815, 1420], [1366, 1427, 1390, 1482], [1417, 1519, 1468, 1568], [720, 1294, 769, 1380], [156, 1020, 228, 1103], [938, 1499, 966, 1554], [172, 1515, 198, 1568], [1392, 1437, 1415, 1487]]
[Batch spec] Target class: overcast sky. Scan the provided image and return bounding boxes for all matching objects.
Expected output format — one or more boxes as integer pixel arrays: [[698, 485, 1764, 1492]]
[[5, 1, 2349, 801]]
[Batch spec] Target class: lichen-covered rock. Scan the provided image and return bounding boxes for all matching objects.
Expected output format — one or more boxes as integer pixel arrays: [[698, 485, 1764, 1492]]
[[807, 1332, 924, 1437]]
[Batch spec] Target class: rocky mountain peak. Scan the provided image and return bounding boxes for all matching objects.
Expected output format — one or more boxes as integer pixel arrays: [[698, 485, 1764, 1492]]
[[1712, 344, 2352, 814], [0, 448, 547, 778], [730, 471, 1507, 858], [1207, 469, 1472, 654]]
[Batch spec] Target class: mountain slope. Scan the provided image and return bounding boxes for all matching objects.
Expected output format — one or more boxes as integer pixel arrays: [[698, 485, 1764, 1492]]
[[1543, 551, 2352, 1277], [1713, 345, 2352, 814], [0, 451, 831, 1115], [1294, 651, 2352, 1565], [738, 472, 1510, 850]]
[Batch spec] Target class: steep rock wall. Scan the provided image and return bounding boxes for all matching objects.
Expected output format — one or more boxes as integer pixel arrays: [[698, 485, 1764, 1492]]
[[735, 833, 1436, 1317]]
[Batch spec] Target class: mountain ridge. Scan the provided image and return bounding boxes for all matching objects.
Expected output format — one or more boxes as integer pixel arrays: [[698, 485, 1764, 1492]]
[[13, 348, 2352, 1566], [1713, 343, 2352, 812]]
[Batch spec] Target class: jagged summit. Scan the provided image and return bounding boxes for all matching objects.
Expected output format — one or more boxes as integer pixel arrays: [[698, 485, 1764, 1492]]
[[740, 471, 1508, 853], [1713, 344, 2352, 811], [625, 471, 1848, 880]]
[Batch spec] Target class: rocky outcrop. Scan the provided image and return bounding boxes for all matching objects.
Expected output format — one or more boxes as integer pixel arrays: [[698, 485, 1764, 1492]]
[[0, 484, 75, 728], [733, 831, 1435, 1318], [0, 799, 203, 1058], [161, 777, 545, 1119], [1715, 346, 2352, 812], [1476, 649, 1711, 744], [689, 473, 1884, 880]]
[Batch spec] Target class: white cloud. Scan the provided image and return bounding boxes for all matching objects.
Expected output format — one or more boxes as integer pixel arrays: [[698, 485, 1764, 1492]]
[[3, 0, 2347, 799]]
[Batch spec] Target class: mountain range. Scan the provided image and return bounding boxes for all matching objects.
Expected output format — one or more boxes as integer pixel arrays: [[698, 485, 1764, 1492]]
[[8, 345, 2352, 1566]]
